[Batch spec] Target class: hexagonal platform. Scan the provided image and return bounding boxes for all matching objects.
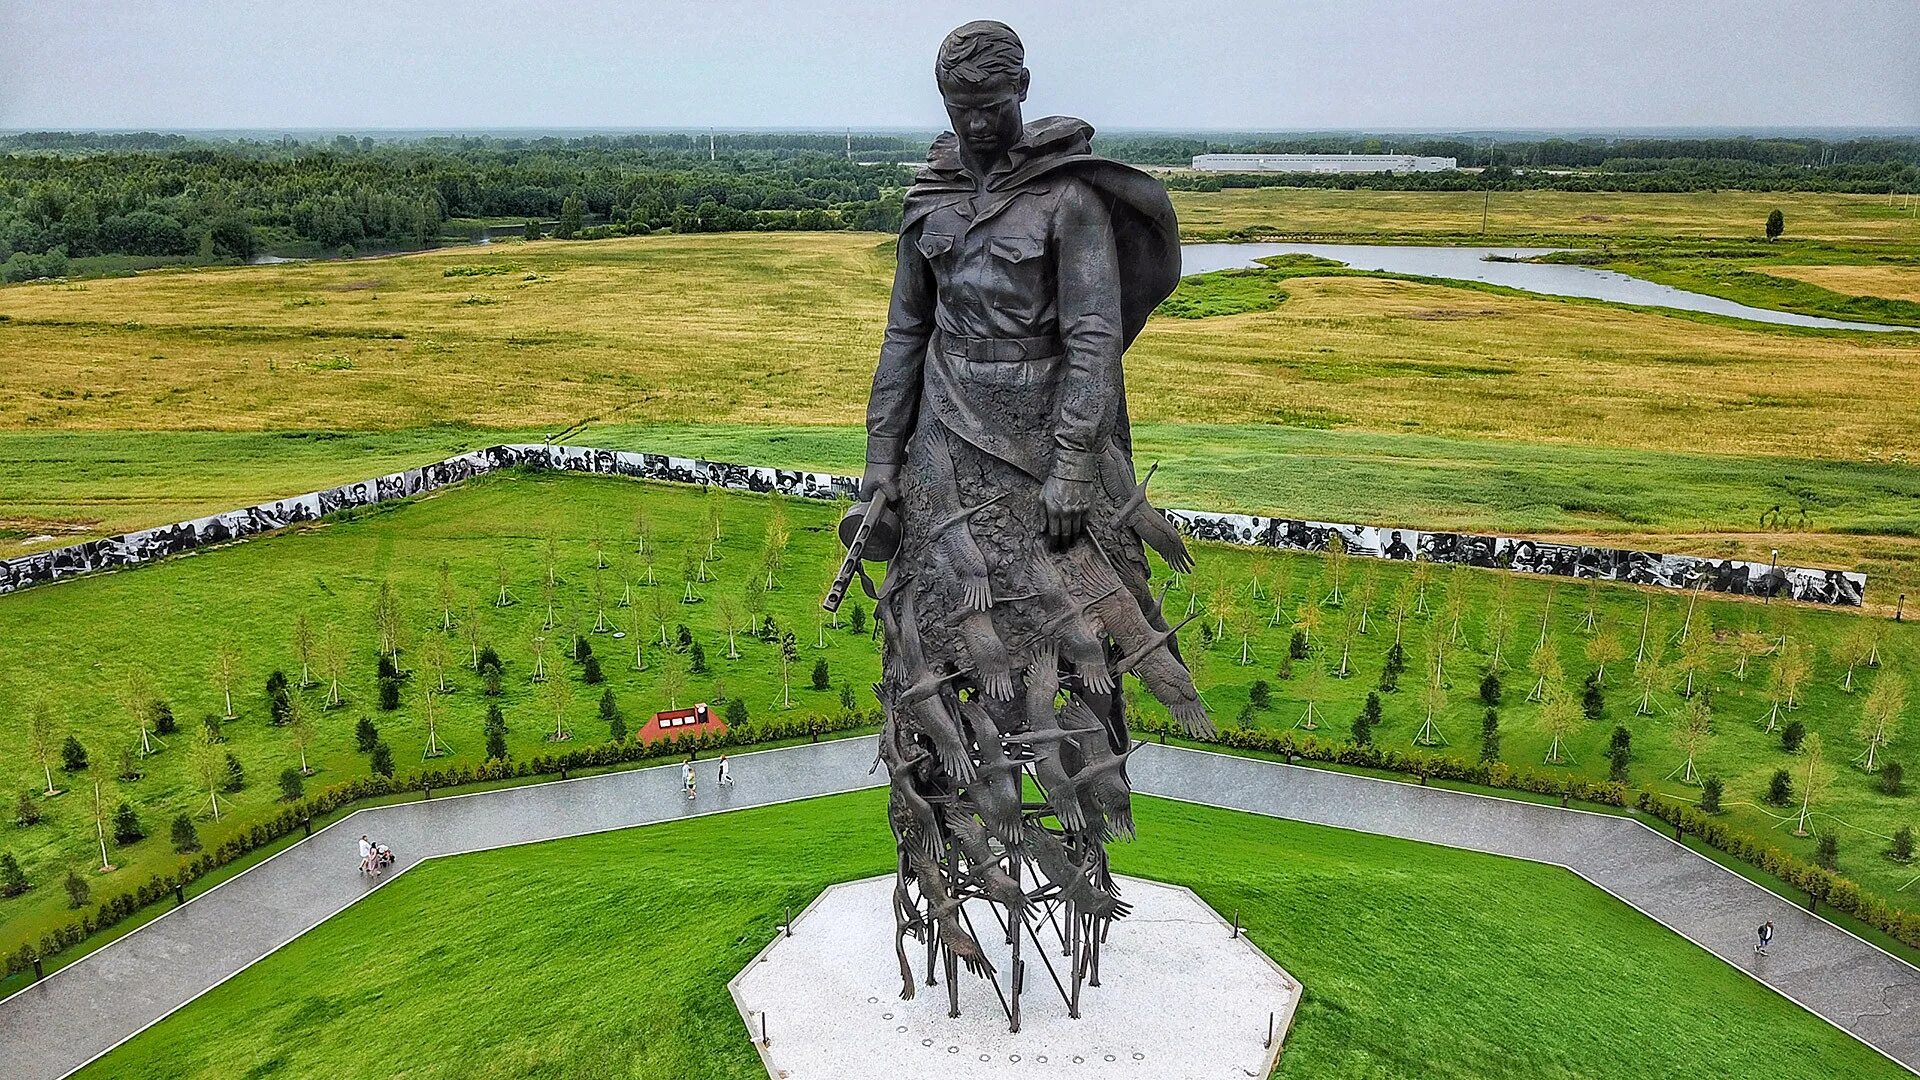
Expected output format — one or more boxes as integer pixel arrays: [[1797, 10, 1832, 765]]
[[729, 874, 1301, 1079]]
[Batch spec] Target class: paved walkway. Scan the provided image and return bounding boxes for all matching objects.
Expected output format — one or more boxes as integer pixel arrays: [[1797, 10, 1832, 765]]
[[2, 737, 1915, 1078]]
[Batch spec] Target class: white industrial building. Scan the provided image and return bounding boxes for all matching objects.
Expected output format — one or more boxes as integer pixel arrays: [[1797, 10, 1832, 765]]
[[1190, 152, 1458, 173]]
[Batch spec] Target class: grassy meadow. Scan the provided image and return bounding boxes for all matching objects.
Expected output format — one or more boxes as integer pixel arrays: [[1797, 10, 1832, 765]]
[[2, 474, 1918, 962], [1168, 187, 1920, 247], [70, 790, 1899, 1080]]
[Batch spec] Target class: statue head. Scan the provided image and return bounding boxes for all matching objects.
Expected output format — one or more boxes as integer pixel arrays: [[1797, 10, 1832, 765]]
[[936, 20, 1029, 170]]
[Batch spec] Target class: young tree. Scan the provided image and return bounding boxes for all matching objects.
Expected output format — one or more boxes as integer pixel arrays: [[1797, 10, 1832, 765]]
[[1675, 628, 1716, 699], [189, 729, 225, 822], [681, 547, 702, 605], [1632, 636, 1667, 716], [1353, 566, 1379, 635], [543, 673, 573, 743], [601, 688, 625, 741], [1351, 692, 1382, 746], [1855, 672, 1906, 774], [1331, 605, 1358, 677], [287, 694, 315, 775], [1267, 554, 1296, 627], [780, 631, 799, 709], [463, 599, 483, 670], [293, 611, 317, 688], [422, 686, 449, 758], [1440, 568, 1468, 645], [213, 638, 241, 720], [530, 629, 551, 684], [278, 766, 305, 802], [1411, 561, 1434, 616], [1525, 634, 1563, 703], [318, 625, 346, 708], [87, 764, 115, 871], [1670, 694, 1712, 786], [1479, 708, 1501, 763], [28, 700, 62, 796], [1792, 732, 1831, 837], [1700, 776, 1724, 814], [1584, 627, 1624, 686], [373, 580, 402, 660], [717, 592, 744, 659], [438, 559, 457, 632], [1580, 581, 1600, 632], [421, 633, 452, 694], [1765, 207, 1784, 241], [1836, 624, 1875, 693], [1294, 656, 1326, 731], [591, 565, 611, 633], [811, 657, 831, 691], [762, 502, 790, 590], [705, 494, 725, 562], [658, 651, 688, 711], [1484, 575, 1515, 673], [370, 739, 395, 778], [540, 572, 559, 632], [1765, 767, 1793, 807], [62, 734, 89, 773], [1630, 597, 1653, 667], [1389, 576, 1415, 645], [485, 704, 510, 761], [628, 602, 648, 672], [64, 867, 90, 909], [223, 752, 247, 793], [494, 551, 516, 607], [651, 578, 674, 647], [1606, 725, 1632, 782], [557, 193, 584, 238], [1414, 660, 1449, 748], [1540, 676, 1581, 765], [1321, 534, 1348, 606], [1778, 637, 1814, 711], [1731, 626, 1769, 681], [1292, 602, 1323, 651]]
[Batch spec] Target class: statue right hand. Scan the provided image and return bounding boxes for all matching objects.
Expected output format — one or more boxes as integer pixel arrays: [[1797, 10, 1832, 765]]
[[861, 462, 900, 503]]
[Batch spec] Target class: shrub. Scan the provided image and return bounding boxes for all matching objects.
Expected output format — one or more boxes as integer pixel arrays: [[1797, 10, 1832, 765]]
[[61, 736, 88, 772], [1765, 769, 1794, 806], [1479, 671, 1501, 706], [1276, 655, 1294, 680], [266, 670, 292, 725], [1700, 776, 1724, 814], [572, 635, 593, 663], [278, 766, 305, 802], [1781, 721, 1805, 753], [1479, 709, 1501, 763], [222, 752, 247, 793], [726, 697, 749, 727], [202, 715, 223, 742], [1878, 762, 1905, 796], [849, 602, 867, 635], [477, 645, 503, 675], [676, 624, 694, 650], [1249, 679, 1272, 709], [15, 790, 41, 827], [1607, 727, 1631, 781], [1352, 693, 1382, 746], [112, 802, 145, 845], [0, 852, 27, 897], [582, 654, 605, 685], [1582, 678, 1605, 721], [812, 658, 831, 691], [370, 740, 395, 778], [379, 678, 402, 711], [483, 668, 504, 696], [171, 813, 201, 853], [1235, 702, 1258, 728], [1815, 833, 1839, 870], [1379, 642, 1405, 693], [149, 700, 177, 735], [1288, 630, 1309, 660], [355, 716, 379, 753], [839, 683, 857, 713], [601, 689, 625, 741], [689, 641, 708, 674], [486, 724, 509, 761], [377, 654, 400, 681], [1890, 826, 1914, 864], [64, 868, 89, 909]]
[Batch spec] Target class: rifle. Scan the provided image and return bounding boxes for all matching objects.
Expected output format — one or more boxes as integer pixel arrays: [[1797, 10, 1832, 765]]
[[823, 490, 892, 613]]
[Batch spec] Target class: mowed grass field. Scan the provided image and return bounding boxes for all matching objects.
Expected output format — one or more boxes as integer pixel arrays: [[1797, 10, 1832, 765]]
[[2, 474, 1917, 961], [69, 791, 1900, 1080], [1168, 186, 1920, 247]]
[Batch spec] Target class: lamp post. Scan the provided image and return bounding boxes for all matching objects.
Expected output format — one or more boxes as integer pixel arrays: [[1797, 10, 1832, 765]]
[[1764, 549, 1779, 604]]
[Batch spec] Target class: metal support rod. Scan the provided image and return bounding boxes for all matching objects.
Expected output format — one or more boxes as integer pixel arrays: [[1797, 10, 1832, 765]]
[[1232, 908, 1240, 938]]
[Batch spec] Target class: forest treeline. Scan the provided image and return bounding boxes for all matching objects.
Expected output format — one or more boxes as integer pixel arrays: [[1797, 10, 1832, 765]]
[[1, 130, 1916, 280]]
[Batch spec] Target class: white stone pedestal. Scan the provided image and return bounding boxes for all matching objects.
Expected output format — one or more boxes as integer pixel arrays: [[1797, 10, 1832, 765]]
[[729, 875, 1301, 1080]]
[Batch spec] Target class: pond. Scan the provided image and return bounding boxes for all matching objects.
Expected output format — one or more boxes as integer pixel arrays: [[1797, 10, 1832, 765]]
[[1179, 242, 1911, 332]]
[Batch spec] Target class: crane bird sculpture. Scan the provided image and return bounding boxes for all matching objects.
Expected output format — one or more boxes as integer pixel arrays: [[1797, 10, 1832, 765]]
[[823, 20, 1214, 1032]]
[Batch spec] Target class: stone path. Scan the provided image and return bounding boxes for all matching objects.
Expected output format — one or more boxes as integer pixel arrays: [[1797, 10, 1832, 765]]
[[2, 736, 1915, 1078]]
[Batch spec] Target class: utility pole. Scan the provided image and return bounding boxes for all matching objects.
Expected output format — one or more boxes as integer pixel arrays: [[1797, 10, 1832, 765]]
[[709, 131, 715, 161]]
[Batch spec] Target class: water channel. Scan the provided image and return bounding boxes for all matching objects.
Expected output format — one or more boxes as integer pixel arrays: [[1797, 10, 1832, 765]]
[[1179, 242, 1911, 332]]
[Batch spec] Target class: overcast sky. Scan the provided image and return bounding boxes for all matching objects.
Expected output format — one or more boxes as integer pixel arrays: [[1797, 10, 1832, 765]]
[[2, 1, 1914, 132]]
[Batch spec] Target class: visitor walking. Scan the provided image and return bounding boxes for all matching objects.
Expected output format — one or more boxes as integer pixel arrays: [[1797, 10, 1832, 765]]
[[682, 758, 697, 801], [358, 834, 374, 877], [717, 754, 732, 787], [1756, 920, 1773, 956]]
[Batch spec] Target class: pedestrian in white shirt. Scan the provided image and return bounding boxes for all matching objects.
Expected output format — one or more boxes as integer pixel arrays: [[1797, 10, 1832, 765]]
[[358, 834, 374, 876], [682, 758, 697, 800], [717, 754, 732, 787]]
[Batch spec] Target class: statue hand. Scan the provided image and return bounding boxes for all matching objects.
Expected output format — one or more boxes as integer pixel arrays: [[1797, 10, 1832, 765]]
[[1041, 474, 1094, 549], [861, 461, 900, 504]]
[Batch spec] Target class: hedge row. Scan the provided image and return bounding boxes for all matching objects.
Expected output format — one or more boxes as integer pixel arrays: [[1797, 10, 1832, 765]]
[[5, 709, 877, 978], [1137, 714, 1920, 952]]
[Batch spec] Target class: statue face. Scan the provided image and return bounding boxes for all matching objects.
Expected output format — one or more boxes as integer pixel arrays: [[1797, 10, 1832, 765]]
[[941, 75, 1028, 165]]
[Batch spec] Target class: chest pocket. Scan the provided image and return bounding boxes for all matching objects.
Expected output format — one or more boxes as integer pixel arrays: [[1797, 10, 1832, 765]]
[[987, 234, 1045, 264], [916, 232, 955, 260]]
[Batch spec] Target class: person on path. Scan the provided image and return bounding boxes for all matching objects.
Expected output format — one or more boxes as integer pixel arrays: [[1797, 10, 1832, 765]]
[[1756, 920, 1773, 956], [358, 834, 374, 877], [682, 758, 697, 801], [717, 754, 732, 787]]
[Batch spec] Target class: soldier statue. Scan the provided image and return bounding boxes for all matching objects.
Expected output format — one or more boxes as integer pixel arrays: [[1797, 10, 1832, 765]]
[[829, 20, 1214, 1023]]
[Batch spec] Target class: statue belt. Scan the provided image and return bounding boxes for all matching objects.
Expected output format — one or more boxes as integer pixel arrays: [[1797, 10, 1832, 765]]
[[938, 332, 1062, 364]]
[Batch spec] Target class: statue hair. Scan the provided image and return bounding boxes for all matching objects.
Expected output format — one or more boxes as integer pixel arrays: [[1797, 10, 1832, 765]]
[[935, 20, 1025, 90]]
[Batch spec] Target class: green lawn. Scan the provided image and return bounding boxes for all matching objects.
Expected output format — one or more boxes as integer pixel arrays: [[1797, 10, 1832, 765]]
[[68, 790, 1897, 1080], [2, 471, 1917, 964]]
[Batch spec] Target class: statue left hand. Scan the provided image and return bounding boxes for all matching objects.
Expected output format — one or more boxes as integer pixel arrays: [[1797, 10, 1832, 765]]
[[1041, 474, 1094, 548]]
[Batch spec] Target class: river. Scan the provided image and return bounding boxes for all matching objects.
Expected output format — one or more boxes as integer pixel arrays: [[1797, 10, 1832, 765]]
[[1179, 242, 1911, 332]]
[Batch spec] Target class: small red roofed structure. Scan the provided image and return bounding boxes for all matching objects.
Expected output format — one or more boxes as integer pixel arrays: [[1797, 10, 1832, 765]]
[[641, 702, 722, 745]]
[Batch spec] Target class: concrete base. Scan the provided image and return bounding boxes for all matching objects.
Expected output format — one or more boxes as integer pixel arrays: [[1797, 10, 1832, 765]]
[[730, 874, 1301, 1080]]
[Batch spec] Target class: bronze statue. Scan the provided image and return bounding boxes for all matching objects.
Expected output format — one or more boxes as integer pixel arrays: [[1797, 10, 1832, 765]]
[[828, 20, 1213, 1028]]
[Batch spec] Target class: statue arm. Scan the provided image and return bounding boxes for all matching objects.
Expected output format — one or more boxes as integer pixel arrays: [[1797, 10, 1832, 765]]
[[1050, 181, 1123, 483], [865, 227, 936, 485]]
